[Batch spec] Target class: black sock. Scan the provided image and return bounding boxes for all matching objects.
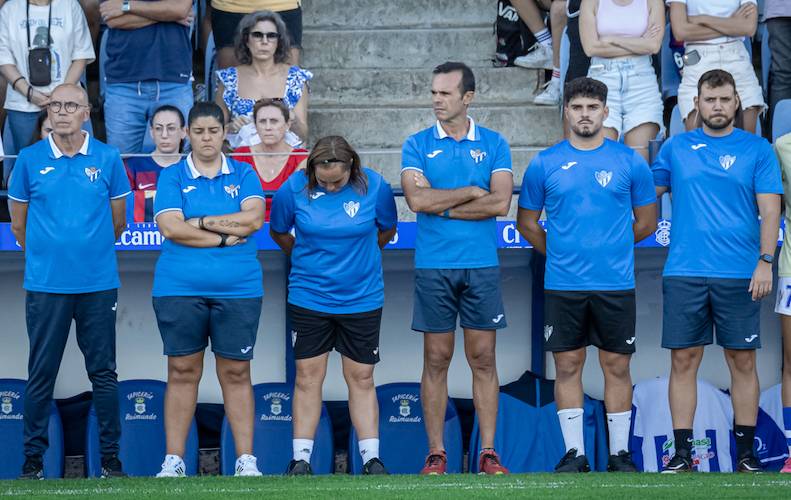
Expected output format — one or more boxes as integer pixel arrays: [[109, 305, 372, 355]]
[[734, 425, 756, 459], [673, 429, 693, 457]]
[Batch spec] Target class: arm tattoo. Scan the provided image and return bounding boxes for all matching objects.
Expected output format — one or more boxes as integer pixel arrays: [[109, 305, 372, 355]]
[[206, 219, 241, 228]]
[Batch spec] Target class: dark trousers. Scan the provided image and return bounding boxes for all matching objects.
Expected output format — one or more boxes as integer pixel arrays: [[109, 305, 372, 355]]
[[24, 289, 120, 458], [768, 17, 791, 134]]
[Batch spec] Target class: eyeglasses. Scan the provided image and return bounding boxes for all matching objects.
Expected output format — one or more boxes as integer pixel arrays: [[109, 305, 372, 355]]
[[249, 31, 281, 42], [48, 101, 88, 113]]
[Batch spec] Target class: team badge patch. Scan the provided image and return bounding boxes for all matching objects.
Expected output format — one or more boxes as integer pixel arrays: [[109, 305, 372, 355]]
[[343, 200, 360, 218], [270, 397, 282, 416], [224, 184, 239, 198], [470, 149, 487, 164], [655, 220, 671, 247], [719, 155, 736, 170], [1, 397, 11, 415], [399, 399, 411, 417], [134, 397, 146, 415], [594, 170, 612, 188], [84, 166, 101, 182]]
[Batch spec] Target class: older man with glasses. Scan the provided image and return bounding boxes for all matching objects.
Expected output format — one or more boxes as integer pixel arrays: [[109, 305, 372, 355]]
[[8, 83, 131, 480]]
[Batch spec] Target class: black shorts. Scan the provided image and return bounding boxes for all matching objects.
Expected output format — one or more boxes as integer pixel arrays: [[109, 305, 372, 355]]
[[211, 5, 303, 48], [543, 290, 636, 354], [564, 0, 591, 85], [288, 304, 382, 365]]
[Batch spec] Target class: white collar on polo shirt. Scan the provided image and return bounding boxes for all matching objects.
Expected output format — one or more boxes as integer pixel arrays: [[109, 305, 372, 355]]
[[186, 153, 231, 179], [434, 116, 478, 141], [48, 131, 90, 159]]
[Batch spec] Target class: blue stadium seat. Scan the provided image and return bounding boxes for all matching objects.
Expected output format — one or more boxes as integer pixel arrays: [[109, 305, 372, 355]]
[[347, 382, 463, 475], [85, 379, 199, 477], [661, 24, 682, 101], [0, 379, 64, 479], [773, 99, 791, 141], [220, 383, 334, 475], [669, 105, 684, 136]]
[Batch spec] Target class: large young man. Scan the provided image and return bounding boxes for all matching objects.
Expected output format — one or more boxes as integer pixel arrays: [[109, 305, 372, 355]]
[[517, 77, 657, 473], [653, 69, 782, 473], [401, 62, 513, 475]]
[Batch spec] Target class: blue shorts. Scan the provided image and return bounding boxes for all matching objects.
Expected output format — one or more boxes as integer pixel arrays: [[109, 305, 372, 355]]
[[153, 296, 262, 360], [411, 267, 506, 333], [662, 277, 761, 350]]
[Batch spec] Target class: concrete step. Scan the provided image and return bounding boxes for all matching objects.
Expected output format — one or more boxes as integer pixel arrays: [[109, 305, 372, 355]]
[[310, 67, 542, 107], [302, 27, 495, 69], [307, 105, 562, 149], [302, 0, 493, 29]]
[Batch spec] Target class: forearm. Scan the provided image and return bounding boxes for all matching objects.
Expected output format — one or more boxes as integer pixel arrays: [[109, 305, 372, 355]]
[[448, 193, 510, 220], [290, 116, 308, 142], [161, 221, 225, 247], [127, 0, 191, 22], [672, 20, 726, 42], [692, 15, 756, 38], [378, 227, 397, 249], [517, 221, 546, 255], [759, 211, 780, 256], [271, 231, 295, 256], [406, 185, 479, 214], [606, 36, 660, 56], [633, 220, 656, 243], [585, 39, 637, 58], [10, 224, 25, 250], [201, 211, 263, 237], [106, 13, 156, 29], [64, 59, 89, 85]]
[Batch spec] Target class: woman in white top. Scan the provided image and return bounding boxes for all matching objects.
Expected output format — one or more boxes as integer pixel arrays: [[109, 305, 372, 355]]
[[668, 0, 762, 132], [580, 0, 665, 161]]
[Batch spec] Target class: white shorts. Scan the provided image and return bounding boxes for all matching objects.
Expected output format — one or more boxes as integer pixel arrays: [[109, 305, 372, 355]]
[[677, 40, 766, 120], [774, 276, 791, 316]]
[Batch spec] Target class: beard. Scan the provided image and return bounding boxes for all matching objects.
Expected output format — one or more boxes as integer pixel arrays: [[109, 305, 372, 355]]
[[701, 113, 734, 130], [571, 121, 601, 138]]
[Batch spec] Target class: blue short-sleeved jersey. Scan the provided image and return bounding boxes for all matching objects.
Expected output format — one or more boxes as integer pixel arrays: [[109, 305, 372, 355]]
[[152, 155, 265, 298], [401, 119, 513, 269], [8, 133, 131, 293], [652, 128, 783, 279], [270, 168, 397, 314], [519, 139, 656, 291]]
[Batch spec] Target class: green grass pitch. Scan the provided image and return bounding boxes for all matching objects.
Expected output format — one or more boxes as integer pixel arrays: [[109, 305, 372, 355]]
[[2, 473, 791, 499]]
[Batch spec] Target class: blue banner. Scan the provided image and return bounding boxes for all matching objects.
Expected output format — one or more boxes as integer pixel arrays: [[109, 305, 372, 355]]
[[0, 220, 783, 252]]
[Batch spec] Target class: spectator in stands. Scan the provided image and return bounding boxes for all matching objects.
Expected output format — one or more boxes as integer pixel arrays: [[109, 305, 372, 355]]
[[210, 1, 302, 68], [100, 0, 194, 154], [0, 0, 94, 179], [233, 98, 307, 220], [216, 10, 311, 149], [517, 77, 657, 473], [270, 136, 397, 476], [653, 69, 781, 473], [579, 0, 665, 162], [512, 0, 568, 105], [152, 102, 265, 479], [125, 105, 186, 222], [28, 111, 52, 144], [562, 1, 591, 135], [8, 83, 130, 480], [774, 131, 791, 473], [765, 0, 791, 135], [668, 0, 763, 133], [77, 0, 100, 50], [401, 62, 512, 476]]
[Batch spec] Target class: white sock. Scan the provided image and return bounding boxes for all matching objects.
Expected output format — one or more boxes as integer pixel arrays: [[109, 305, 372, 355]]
[[293, 438, 314, 463], [535, 27, 552, 46], [359, 438, 380, 464], [558, 408, 585, 456], [551, 67, 561, 82], [607, 411, 632, 455]]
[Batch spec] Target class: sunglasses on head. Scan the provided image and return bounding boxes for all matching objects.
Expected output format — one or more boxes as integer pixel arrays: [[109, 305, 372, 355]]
[[249, 31, 281, 42]]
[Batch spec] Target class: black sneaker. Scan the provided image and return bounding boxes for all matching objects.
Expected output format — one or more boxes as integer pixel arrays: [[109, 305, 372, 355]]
[[100, 454, 127, 478], [661, 453, 693, 473], [362, 457, 388, 475], [607, 450, 638, 472], [19, 456, 44, 480], [285, 459, 313, 476], [736, 455, 762, 473], [554, 449, 591, 473]]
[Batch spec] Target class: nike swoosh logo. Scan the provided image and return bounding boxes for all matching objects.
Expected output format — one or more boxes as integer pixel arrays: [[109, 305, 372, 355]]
[[427, 149, 443, 158], [691, 143, 707, 150], [568, 414, 581, 420], [241, 346, 252, 354], [561, 161, 577, 170], [492, 314, 504, 324], [744, 334, 758, 343], [138, 183, 155, 190], [39, 167, 55, 175], [626, 336, 636, 345], [311, 192, 326, 200], [182, 186, 196, 193]]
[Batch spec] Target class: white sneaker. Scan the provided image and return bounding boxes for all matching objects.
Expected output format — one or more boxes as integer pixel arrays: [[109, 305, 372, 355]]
[[534, 79, 561, 106], [514, 43, 554, 70], [156, 454, 186, 478], [235, 454, 263, 477]]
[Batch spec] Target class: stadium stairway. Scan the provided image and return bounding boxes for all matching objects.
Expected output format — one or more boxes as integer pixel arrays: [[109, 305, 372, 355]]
[[301, 0, 563, 220]]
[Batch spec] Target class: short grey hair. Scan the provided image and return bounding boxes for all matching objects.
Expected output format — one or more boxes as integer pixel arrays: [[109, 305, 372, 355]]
[[234, 10, 291, 65]]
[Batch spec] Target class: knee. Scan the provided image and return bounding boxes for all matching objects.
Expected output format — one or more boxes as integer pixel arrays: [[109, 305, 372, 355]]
[[218, 363, 250, 386], [345, 368, 375, 391], [424, 347, 453, 374], [466, 347, 496, 373], [601, 355, 631, 380], [725, 350, 756, 374], [671, 350, 701, 373], [295, 365, 325, 391], [169, 359, 202, 385], [555, 355, 584, 380]]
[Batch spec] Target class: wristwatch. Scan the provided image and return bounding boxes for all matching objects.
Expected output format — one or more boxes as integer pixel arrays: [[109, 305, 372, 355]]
[[759, 253, 774, 264], [121, 0, 131, 13]]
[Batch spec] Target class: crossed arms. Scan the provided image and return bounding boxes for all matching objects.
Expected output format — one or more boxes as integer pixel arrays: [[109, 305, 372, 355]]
[[400, 170, 513, 220]]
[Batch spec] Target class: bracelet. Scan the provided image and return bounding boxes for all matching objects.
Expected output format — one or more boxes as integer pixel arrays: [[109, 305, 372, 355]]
[[218, 233, 228, 248], [11, 77, 24, 91], [199, 216, 206, 230], [26, 86, 33, 103]]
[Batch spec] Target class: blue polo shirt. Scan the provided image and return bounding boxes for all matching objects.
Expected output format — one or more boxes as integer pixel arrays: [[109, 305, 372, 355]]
[[8, 133, 131, 293], [152, 155, 265, 298], [401, 119, 512, 269], [519, 139, 656, 291], [270, 169, 397, 314], [652, 128, 783, 279]]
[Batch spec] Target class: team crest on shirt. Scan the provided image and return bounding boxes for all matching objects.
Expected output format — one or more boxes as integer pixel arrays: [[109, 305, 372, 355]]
[[84, 166, 101, 182], [270, 397, 282, 416], [719, 155, 736, 171], [343, 201, 360, 218], [134, 397, 146, 415], [224, 184, 239, 198], [594, 170, 612, 188], [399, 399, 411, 417], [655, 220, 671, 247], [469, 149, 487, 164], [1, 397, 12, 415]]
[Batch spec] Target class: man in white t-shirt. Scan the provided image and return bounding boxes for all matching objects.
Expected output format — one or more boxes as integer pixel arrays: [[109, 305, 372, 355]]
[[668, 0, 764, 133]]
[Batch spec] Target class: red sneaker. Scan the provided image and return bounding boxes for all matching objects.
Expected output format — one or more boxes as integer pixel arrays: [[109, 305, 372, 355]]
[[420, 450, 447, 475], [781, 456, 791, 473], [479, 449, 509, 475]]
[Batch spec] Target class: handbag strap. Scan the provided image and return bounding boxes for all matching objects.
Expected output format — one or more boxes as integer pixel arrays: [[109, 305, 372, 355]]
[[26, 1, 52, 50]]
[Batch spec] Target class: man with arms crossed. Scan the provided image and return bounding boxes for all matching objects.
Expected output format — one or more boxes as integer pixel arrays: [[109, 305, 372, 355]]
[[9, 83, 130, 479], [653, 69, 782, 473], [518, 77, 657, 473], [401, 61, 513, 475]]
